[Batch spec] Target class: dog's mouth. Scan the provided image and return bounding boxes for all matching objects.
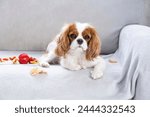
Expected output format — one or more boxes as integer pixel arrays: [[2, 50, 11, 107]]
[[78, 45, 82, 48], [77, 45, 86, 51], [71, 45, 87, 51]]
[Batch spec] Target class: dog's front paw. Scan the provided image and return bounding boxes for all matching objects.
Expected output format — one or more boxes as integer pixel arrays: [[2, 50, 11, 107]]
[[69, 65, 82, 71], [91, 70, 103, 80], [82, 66, 87, 69], [39, 61, 50, 67]]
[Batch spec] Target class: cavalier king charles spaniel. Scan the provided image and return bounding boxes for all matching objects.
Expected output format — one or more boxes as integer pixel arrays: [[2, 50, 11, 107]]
[[39, 22, 105, 79]]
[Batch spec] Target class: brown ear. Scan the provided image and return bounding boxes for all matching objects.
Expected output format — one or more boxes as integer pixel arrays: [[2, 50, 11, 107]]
[[86, 28, 101, 60], [55, 26, 70, 57]]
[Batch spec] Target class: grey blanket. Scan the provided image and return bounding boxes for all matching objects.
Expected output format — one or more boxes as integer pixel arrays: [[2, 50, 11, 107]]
[[115, 25, 150, 99], [0, 25, 150, 99]]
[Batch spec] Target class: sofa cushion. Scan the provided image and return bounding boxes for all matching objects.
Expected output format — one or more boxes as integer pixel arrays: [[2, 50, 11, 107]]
[[0, 0, 149, 54]]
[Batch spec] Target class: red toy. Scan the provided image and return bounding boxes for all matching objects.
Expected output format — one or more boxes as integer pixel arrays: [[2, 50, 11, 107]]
[[19, 53, 30, 64]]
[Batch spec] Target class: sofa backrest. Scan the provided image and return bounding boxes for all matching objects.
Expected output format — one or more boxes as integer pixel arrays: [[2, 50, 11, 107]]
[[0, 0, 149, 54]]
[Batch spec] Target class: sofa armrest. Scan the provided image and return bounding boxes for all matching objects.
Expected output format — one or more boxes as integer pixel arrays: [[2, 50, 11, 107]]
[[116, 25, 150, 99], [117, 25, 150, 64]]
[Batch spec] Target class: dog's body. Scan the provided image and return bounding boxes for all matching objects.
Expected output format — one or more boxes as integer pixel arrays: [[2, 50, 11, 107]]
[[39, 22, 105, 79]]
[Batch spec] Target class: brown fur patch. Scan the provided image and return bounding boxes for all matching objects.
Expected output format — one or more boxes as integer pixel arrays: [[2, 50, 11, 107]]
[[55, 23, 77, 57], [84, 27, 101, 60]]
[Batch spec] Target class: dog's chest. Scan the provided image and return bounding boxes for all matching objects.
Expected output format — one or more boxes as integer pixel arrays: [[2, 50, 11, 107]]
[[68, 49, 87, 65], [72, 52, 89, 67]]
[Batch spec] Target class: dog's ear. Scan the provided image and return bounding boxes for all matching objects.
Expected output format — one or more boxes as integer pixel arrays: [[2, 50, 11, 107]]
[[86, 28, 101, 60], [55, 24, 71, 57]]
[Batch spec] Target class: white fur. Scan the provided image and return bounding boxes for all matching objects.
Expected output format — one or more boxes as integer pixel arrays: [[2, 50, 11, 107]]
[[39, 22, 105, 79]]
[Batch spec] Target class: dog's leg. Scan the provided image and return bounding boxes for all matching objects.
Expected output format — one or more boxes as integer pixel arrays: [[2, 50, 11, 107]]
[[91, 57, 105, 79], [39, 51, 57, 67], [39, 40, 58, 67]]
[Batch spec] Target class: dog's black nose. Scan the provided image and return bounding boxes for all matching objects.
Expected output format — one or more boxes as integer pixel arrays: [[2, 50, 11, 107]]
[[77, 39, 83, 45]]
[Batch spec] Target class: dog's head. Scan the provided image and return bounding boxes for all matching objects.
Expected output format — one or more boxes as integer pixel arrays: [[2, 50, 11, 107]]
[[55, 22, 101, 60]]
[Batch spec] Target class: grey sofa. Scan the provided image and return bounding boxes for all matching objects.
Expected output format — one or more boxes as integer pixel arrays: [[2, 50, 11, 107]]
[[0, 0, 150, 99]]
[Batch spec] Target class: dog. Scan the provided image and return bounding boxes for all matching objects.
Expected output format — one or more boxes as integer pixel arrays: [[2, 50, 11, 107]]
[[39, 22, 105, 79]]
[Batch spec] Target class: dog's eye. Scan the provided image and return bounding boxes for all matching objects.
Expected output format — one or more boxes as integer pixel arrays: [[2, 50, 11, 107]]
[[69, 34, 77, 39], [84, 35, 90, 40]]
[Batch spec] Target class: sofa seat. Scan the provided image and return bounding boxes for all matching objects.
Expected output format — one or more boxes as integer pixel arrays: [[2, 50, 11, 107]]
[[0, 51, 125, 99]]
